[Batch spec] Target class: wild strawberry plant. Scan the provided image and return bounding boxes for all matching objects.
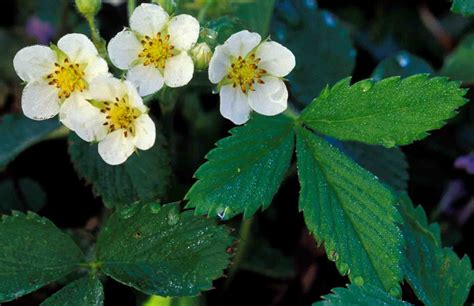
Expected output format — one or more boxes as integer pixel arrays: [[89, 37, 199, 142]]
[[0, 0, 473, 305]]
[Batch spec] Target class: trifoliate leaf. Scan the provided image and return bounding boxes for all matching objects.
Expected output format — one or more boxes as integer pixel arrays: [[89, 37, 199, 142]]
[[299, 74, 468, 147], [272, 0, 356, 104], [0, 212, 83, 302], [185, 114, 294, 220], [372, 51, 433, 81], [440, 34, 474, 84], [343, 142, 409, 191], [451, 0, 474, 16], [314, 284, 412, 306], [41, 276, 104, 306], [96, 203, 232, 296], [68, 129, 171, 208], [0, 114, 60, 169], [399, 195, 474, 306], [0, 178, 47, 214], [296, 127, 403, 292], [235, 0, 276, 36]]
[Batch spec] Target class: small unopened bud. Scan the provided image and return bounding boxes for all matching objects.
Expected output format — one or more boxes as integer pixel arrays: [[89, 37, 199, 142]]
[[152, 0, 177, 14], [191, 43, 212, 70], [75, 0, 101, 16]]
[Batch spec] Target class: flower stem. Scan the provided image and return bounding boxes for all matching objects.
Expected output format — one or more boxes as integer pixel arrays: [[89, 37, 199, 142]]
[[197, 0, 216, 23], [224, 217, 254, 290], [128, 0, 136, 18], [86, 15, 107, 58]]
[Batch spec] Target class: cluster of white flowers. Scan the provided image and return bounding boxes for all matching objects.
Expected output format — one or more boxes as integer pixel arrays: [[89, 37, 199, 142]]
[[13, 2, 295, 165]]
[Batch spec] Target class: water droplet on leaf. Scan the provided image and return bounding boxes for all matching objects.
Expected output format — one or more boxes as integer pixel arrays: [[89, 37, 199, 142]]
[[119, 205, 138, 219], [354, 276, 364, 286]]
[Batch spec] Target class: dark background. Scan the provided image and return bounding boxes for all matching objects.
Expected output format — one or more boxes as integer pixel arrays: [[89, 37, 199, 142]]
[[1, 0, 473, 305]]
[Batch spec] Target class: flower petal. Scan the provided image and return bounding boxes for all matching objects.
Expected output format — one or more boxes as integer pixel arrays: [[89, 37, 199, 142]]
[[224, 30, 261, 58], [13, 45, 56, 82], [98, 129, 136, 165], [255, 41, 296, 78], [219, 85, 251, 125], [208, 45, 231, 84], [168, 14, 199, 51], [247, 76, 288, 116], [130, 3, 168, 37], [108, 29, 142, 69], [60, 95, 107, 142], [164, 52, 194, 88], [127, 64, 164, 96], [88, 77, 128, 101], [21, 81, 60, 120], [57, 33, 99, 63], [84, 56, 109, 81], [134, 115, 156, 150], [124, 80, 147, 112]]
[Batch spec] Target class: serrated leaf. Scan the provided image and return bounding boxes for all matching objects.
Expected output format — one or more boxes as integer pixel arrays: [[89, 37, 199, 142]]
[[185, 114, 294, 220], [96, 203, 232, 296], [0, 114, 60, 169], [0, 178, 47, 214], [235, 0, 276, 36], [372, 51, 433, 81], [0, 212, 83, 302], [68, 129, 171, 208], [440, 34, 474, 84], [41, 276, 104, 306], [451, 0, 474, 16], [343, 142, 409, 191], [299, 74, 468, 147], [314, 284, 411, 306], [296, 127, 403, 292], [272, 0, 356, 104], [399, 195, 474, 306]]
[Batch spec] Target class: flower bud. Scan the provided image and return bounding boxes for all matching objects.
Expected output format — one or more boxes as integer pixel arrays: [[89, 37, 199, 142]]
[[75, 0, 101, 16], [152, 0, 177, 14], [191, 43, 212, 70]]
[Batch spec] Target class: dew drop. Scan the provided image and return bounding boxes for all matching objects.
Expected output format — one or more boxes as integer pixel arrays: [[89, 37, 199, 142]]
[[381, 137, 396, 148], [396, 53, 410, 68], [119, 205, 138, 219], [149, 202, 161, 214], [389, 286, 402, 298], [167, 208, 180, 225], [353, 276, 364, 286], [322, 12, 336, 27], [328, 250, 339, 261], [336, 262, 350, 275], [217, 207, 229, 220]]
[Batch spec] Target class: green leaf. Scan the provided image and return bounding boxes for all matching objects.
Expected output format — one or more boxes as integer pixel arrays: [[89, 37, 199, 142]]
[[235, 0, 276, 36], [299, 74, 468, 147], [0, 212, 83, 302], [96, 203, 232, 296], [0, 114, 60, 169], [451, 0, 474, 16], [296, 127, 403, 292], [41, 276, 104, 306], [343, 142, 409, 191], [0, 178, 47, 214], [314, 284, 411, 306], [143, 295, 203, 306], [399, 195, 474, 306], [185, 114, 295, 220], [372, 51, 433, 81], [440, 34, 474, 84], [68, 129, 171, 208], [273, 1, 356, 104]]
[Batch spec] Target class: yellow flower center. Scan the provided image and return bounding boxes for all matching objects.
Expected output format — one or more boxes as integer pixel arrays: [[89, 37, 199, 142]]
[[101, 96, 142, 138], [226, 54, 267, 94], [47, 58, 87, 101], [138, 32, 175, 70]]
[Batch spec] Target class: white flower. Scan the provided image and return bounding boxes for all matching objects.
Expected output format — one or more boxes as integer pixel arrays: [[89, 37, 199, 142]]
[[65, 77, 156, 165], [108, 3, 199, 96], [13, 33, 108, 122], [208, 30, 296, 125]]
